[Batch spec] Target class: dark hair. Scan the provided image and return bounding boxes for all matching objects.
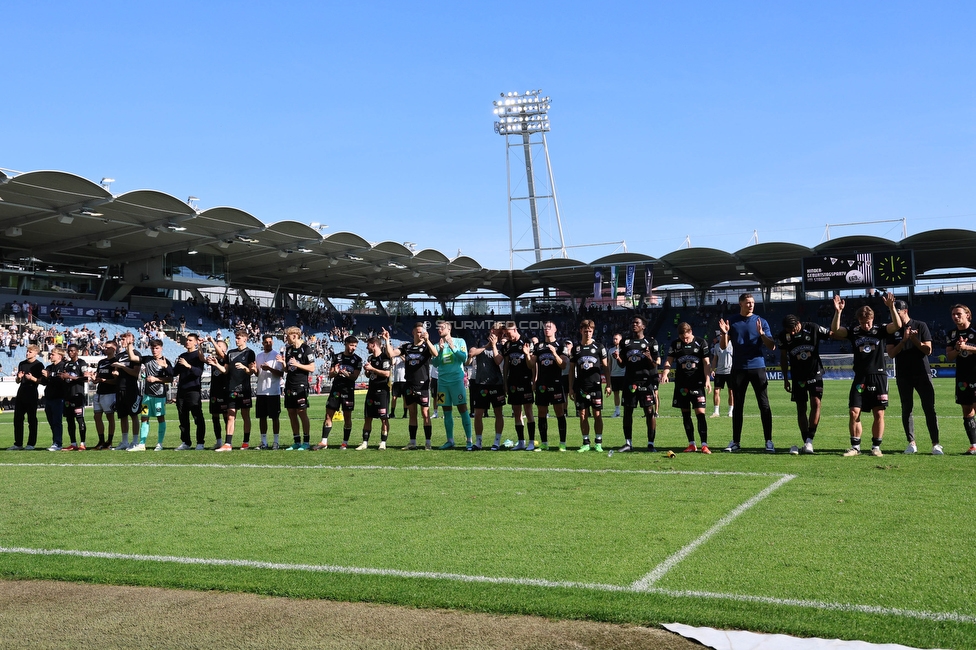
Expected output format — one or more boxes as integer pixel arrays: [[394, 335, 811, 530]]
[[782, 314, 799, 330], [344, 335, 358, 345]]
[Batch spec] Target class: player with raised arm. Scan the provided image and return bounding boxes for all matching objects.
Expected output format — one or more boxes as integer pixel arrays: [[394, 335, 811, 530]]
[[431, 320, 472, 450], [383, 323, 437, 449], [718, 294, 776, 453], [946, 304, 976, 454], [777, 314, 831, 454], [316, 335, 363, 450], [831, 293, 902, 457], [662, 322, 712, 453], [569, 320, 610, 452]]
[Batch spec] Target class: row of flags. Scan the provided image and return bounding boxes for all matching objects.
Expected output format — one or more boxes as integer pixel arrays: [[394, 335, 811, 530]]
[[593, 264, 654, 302]]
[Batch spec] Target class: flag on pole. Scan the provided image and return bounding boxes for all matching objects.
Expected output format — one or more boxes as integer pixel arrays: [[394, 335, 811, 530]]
[[625, 264, 636, 298]]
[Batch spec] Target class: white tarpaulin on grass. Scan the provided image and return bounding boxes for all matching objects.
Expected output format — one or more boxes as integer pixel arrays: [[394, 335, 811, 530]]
[[663, 623, 940, 650]]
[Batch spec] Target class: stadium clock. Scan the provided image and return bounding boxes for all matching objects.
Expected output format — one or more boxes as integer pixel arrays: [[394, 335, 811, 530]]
[[874, 252, 912, 285]]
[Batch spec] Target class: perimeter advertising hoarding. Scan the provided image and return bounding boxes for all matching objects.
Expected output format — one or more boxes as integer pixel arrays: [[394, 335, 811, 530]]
[[802, 250, 915, 291]]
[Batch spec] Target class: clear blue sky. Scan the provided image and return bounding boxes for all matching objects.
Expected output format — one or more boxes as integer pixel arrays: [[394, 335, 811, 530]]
[[5, 1, 974, 272]]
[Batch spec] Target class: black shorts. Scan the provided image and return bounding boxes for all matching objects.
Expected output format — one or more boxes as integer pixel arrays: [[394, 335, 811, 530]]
[[534, 382, 566, 406], [365, 386, 390, 419], [955, 378, 976, 406], [574, 388, 604, 412], [117, 391, 142, 416], [610, 376, 626, 392], [227, 391, 252, 411], [507, 382, 534, 405], [404, 384, 430, 407], [471, 384, 505, 411], [327, 386, 356, 412], [255, 395, 281, 419], [791, 378, 824, 403], [849, 374, 888, 411], [64, 395, 85, 415], [714, 374, 730, 389], [392, 381, 406, 398], [284, 386, 309, 410], [672, 386, 708, 410], [209, 395, 227, 415], [622, 383, 655, 410]]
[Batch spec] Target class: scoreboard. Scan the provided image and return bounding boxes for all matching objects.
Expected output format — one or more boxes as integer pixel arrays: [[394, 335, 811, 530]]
[[802, 250, 915, 291]]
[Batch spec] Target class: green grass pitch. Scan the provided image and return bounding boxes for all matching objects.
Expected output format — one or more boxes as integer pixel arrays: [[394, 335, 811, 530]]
[[0, 378, 973, 648]]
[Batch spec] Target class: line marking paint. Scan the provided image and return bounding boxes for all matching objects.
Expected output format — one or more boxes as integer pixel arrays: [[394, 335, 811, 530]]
[[1, 546, 972, 624], [631, 474, 796, 590], [0, 462, 788, 478]]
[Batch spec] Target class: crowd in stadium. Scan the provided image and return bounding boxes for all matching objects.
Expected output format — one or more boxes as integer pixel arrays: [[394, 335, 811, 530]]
[[3, 291, 976, 458]]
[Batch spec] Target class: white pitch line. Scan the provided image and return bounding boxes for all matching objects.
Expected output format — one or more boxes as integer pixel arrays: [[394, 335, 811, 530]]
[[0, 546, 627, 593], [630, 473, 797, 591], [1, 546, 972, 625], [0, 462, 788, 478], [647, 587, 976, 624]]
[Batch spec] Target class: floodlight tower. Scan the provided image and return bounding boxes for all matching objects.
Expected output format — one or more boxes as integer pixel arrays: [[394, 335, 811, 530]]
[[493, 89, 567, 268]]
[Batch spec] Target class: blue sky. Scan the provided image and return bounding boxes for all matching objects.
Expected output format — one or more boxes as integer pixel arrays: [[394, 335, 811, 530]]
[[5, 1, 974, 272]]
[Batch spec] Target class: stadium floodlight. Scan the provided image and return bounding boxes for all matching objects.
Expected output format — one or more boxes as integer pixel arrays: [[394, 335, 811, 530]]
[[492, 89, 566, 269]]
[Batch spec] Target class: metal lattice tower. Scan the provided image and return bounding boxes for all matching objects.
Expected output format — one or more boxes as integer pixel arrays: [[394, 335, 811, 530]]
[[492, 89, 566, 269]]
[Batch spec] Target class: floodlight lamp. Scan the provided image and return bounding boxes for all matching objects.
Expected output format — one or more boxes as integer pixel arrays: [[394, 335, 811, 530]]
[[287, 265, 298, 273], [218, 240, 231, 248], [187, 249, 198, 255], [278, 250, 290, 258], [57, 214, 75, 225], [5, 227, 22, 237], [167, 223, 186, 232], [297, 247, 313, 254], [100, 177, 115, 189], [411, 270, 420, 278], [146, 228, 159, 238], [96, 239, 111, 249]]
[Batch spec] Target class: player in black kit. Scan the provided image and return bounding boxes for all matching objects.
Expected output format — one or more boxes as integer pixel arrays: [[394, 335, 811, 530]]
[[384, 324, 437, 450], [662, 323, 712, 453], [886, 300, 941, 455], [360, 336, 392, 450], [467, 328, 506, 451], [282, 327, 316, 450], [777, 315, 831, 454], [569, 319, 609, 452], [500, 323, 536, 451], [531, 320, 569, 451], [613, 316, 660, 452], [831, 293, 902, 457], [947, 304, 976, 454], [61, 344, 90, 451], [317, 335, 363, 450]]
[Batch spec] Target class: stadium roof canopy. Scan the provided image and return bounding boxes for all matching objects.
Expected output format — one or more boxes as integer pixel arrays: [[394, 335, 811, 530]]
[[2, 169, 975, 302]]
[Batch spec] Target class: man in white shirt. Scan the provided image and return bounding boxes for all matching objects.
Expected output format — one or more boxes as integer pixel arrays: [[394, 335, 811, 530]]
[[254, 333, 284, 449]]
